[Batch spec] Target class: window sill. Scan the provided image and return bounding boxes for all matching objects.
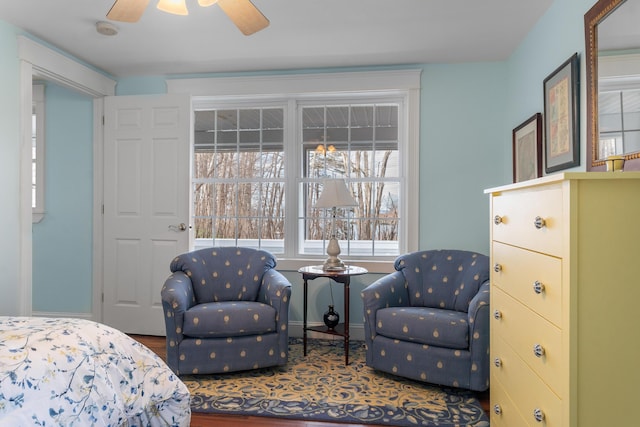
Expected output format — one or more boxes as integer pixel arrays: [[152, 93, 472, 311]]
[[32, 212, 44, 224], [275, 258, 395, 275]]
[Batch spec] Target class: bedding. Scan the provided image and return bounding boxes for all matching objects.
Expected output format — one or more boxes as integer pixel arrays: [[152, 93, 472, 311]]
[[0, 316, 191, 426]]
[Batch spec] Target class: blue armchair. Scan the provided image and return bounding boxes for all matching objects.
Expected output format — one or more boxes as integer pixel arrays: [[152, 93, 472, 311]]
[[161, 247, 292, 375], [361, 249, 490, 391]]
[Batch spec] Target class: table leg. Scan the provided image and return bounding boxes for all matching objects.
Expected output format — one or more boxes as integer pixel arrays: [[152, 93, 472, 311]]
[[303, 277, 308, 357], [344, 278, 350, 366]]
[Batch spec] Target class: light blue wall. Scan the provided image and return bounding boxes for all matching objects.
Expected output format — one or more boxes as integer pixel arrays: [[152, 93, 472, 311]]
[[420, 62, 507, 254], [116, 76, 167, 95], [506, 0, 596, 171], [0, 0, 601, 320], [0, 21, 22, 315], [32, 83, 94, 313]]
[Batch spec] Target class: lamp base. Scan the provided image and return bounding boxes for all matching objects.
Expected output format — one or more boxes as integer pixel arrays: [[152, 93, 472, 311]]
[[322, 236, 347, 271], [322, 257, 347, 271]]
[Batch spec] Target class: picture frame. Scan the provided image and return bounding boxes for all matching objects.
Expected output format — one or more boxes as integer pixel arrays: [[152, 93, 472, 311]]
[[543, 52, 580, 173], [513, 113, 542, 183]]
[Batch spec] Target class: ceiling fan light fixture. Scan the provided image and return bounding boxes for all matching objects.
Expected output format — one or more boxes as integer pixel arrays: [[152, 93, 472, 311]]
[[157, 0, 189, 15], [198, 0, 219, 7]]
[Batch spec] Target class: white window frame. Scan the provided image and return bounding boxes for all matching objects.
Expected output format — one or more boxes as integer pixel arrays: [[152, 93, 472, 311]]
[[32, 83, 45, 223], [168, 70, 421, 273]]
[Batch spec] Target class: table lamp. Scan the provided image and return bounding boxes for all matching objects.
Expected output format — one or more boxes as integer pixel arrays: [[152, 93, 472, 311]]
[[315, 178, 357, 271]]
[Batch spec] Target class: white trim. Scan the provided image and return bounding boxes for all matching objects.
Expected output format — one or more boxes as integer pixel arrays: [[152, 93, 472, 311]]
[[406, 86, 420, 253], [18, 37, 114, 319], [276, 258, 394, 275], [599, 53, 640, 79], [167, 69, 421, 96], [18, 36, 116, 97], [171, 70, 421, 263], [92, 99, 105, 324], [31, 311, 94, 320], [19, 61, 34, 316]]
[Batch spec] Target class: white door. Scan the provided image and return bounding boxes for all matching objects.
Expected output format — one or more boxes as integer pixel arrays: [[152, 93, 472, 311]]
[[103, 94, 191, 335]]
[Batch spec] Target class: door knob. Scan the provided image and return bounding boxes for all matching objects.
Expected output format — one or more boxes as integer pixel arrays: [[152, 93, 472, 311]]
[[169, 223, 187, 232]]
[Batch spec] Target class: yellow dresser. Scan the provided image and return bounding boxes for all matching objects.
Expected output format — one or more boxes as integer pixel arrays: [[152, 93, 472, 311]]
[[485, 172, 640, 427]]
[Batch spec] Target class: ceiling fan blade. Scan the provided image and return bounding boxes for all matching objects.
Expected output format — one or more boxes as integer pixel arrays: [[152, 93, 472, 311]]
[[107, 0, 150, 23], [217, 0, 269, 36]]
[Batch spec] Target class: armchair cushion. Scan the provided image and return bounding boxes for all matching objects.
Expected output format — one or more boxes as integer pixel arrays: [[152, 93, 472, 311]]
[[183, 301, 277, 338], [376, 307, 469, 349]]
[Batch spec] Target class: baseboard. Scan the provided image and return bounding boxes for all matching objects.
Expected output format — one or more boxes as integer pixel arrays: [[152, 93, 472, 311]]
[[31, 311, 95, 321], [288, 321, 364, 342]]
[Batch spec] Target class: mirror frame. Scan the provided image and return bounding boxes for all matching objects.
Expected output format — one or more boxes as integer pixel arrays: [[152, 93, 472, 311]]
[[585, 0, 640, 170]]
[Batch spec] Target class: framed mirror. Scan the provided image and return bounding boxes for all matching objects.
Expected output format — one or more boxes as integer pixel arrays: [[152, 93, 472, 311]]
[[585, 0, 640, 170]]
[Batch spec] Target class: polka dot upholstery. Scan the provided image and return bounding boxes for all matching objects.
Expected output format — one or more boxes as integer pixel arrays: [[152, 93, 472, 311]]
[[161, 247, 292, 375], [361, 249, 490, 392]]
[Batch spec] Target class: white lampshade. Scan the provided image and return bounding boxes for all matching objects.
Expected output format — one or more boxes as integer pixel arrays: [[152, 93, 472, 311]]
[[315, 179, 356, 209], [157, 0, 188, 15]]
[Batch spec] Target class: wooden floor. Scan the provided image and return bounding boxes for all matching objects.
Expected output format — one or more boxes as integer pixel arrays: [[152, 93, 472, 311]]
[[131, 335, 490, 427]]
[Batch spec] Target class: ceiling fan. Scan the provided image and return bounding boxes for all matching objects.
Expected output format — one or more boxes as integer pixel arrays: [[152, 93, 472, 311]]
[[107, 0, 269, 35]]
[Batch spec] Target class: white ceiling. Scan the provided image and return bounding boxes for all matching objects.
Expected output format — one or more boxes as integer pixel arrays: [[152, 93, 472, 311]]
[[0, 0, 554, 78]]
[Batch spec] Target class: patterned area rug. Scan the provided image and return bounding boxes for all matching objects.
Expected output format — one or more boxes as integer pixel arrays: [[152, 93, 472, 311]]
[[183, 338, 489, 426]]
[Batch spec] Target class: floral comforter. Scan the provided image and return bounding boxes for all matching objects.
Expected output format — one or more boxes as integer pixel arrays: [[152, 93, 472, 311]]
[[0, 317, 191, 426]]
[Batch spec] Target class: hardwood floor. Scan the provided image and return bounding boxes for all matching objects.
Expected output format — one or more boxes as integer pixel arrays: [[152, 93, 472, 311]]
[[131, 335, 490, 427]]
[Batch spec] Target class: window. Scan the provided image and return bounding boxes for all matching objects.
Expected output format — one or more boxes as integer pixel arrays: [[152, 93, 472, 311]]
[[172, 70, 420, 268], [32, 83, 45, 223], [599, 88, 640, 158], [193, 107, 286, 254], [300, 103, 400, 257]]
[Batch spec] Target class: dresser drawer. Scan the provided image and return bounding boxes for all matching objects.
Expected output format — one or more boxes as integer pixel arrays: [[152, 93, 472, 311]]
[[492, 242, 563, 327], [490, 379, 529, 427], [491, 335, 562, 426], [491, 184, 563, 256], [492, 287, 563, 395]]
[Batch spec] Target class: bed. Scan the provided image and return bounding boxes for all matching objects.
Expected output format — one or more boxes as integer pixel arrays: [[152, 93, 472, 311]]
[[0, 316, 191, 426]]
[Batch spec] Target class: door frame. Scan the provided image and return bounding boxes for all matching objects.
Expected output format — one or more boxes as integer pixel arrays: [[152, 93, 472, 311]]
[[18, 36, 116, 318]]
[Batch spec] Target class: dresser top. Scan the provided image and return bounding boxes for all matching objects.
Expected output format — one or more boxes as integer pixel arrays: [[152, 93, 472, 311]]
[[484, 171, 640, 194]]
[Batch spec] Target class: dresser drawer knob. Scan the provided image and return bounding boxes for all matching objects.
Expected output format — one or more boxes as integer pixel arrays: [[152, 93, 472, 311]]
[[493, 263, 502, 273], [533, 281, 545, 294], [494, 215, 503, 225], [533, 408, 545, 422], [534, 216, 546, 229], [493, 310, 502, 320], [493, 404, 502, 415], [533, 344, 545, 357], [493, 357, 502, 368]]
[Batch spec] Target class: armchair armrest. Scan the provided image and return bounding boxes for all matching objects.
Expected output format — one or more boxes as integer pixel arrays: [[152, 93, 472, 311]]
[[161, 271, 196, 345], [467, 280, 490, 391], [360, 271, 408, 346], [467, 280, 490, 336], [259, 269, 293, 330]]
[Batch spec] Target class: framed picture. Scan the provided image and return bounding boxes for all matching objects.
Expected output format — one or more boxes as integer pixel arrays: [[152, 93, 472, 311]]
[[513, 113, 542, 183], [543, 52, 580, 173]]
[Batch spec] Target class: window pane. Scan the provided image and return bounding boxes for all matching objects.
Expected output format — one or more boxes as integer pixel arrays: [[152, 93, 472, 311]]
[[599, 91, 622, 133], [325, 106, 349, 143], [193, 107, 285, 252], [622, 90, 640, 130], [623, 130, 640, 154], [300, 103, 401, 257]]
